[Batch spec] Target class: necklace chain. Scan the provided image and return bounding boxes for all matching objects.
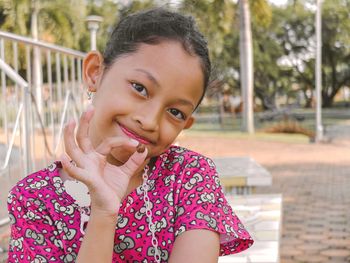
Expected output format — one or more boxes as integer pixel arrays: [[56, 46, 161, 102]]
[[141, 166, 161, 263]]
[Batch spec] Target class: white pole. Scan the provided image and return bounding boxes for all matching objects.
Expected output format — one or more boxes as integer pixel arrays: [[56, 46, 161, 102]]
[[239, 0, 254, 134], [315, 0, 323, 142], [86, 16, 103, 51], [32, 0, 43, 116], [90, 30, 97, 51]]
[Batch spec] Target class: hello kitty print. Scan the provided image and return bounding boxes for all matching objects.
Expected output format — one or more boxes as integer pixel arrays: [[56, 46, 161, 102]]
[[7, 145, 253, 262]]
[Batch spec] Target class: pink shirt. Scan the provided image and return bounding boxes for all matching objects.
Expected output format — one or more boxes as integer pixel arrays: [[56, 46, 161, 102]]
[[7, 145, 253, 262]]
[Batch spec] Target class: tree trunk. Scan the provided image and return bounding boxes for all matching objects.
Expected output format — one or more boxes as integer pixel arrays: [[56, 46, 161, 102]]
[[303, 89, 313, 108], [322, 94, 333, 107], [239, 0, 254, 134]]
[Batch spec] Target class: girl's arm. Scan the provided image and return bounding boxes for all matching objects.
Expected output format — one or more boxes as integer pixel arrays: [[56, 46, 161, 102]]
[[169, 229, 220, 263], [76, 212, 118, 262], [61, 106, 147, 262]]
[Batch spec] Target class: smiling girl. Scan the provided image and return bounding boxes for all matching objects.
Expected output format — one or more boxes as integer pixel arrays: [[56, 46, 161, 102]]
[[7, 8, 253, 262]]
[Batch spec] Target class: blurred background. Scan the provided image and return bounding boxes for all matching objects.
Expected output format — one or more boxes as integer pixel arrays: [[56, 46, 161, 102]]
[[0, 0, 349, 262], [0, 0, 348, 136]]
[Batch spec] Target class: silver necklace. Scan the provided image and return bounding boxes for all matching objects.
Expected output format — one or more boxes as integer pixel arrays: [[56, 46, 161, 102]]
[[141, 165, 161, 263]]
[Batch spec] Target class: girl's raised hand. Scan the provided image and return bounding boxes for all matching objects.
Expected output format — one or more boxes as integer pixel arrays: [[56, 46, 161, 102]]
[[60, 106, 148, 217]]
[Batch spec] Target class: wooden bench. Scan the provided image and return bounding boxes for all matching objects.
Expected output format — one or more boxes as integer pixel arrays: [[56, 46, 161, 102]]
[[213, 157, 272, 194], [219, 194, 282, 263]]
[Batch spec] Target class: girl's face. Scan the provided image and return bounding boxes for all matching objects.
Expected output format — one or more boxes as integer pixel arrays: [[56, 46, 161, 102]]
[[83, 41, 204, 165]]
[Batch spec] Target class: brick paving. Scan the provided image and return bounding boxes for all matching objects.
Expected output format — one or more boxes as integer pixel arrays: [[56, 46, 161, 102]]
[[177, 132, 350, 263], [1, 132, 350, 262]]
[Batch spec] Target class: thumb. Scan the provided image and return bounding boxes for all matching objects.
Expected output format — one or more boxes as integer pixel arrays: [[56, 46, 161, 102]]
[[120, 145, 148, 176]]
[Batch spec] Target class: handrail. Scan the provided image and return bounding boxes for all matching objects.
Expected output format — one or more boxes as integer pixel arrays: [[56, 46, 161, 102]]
[[0, 60, 81, 172], [0, 58, 29, 175], [0, 217, 10, 227], [0, 58, 28, 88], [55, 91, 80, 154], [0, 32, 87, 231], [28, 89, 80, 158], [0, 31, 86, 58], [0, 103, 23, 173]]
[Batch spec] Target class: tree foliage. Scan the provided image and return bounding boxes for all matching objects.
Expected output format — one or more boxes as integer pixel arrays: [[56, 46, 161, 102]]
[[0, 0, 86, 49], [274, 0, 350, 107], [0, 0, 348, 108], [321, 0, 350, 106]]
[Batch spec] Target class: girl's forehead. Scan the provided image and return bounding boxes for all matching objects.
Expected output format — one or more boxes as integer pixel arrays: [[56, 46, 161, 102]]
[[119, 41, 197, 64], [107, 41, 204, 99]]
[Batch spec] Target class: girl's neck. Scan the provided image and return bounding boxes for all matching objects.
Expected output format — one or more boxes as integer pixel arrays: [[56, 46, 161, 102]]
[[125, 156, 157, 197], [134, 156, 157, 179]]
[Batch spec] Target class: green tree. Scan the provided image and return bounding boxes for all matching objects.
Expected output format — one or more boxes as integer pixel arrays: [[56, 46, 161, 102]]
[[0, 0, 30, 36], [0, 0, 86, 49], [321, 0, 350, 106], [275, 0, 350, 107], [179, 0, 236, 78]]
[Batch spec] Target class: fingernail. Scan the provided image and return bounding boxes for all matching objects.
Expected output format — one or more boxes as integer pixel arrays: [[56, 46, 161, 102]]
[[129, 139, 139, 146], [136, 143, 145, 153]]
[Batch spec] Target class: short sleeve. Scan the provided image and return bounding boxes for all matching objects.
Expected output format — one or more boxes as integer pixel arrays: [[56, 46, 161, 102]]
[[7, 180, 67, 262], [173, 154, 254, 256]]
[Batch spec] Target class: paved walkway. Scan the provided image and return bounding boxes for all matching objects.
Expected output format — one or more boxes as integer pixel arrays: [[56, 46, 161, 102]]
[[177, 133, 350, 263]]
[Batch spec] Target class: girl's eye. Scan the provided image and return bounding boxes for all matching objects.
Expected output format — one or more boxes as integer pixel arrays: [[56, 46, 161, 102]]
[[132, 83, 148, 97], [168, 108, 186, 120]]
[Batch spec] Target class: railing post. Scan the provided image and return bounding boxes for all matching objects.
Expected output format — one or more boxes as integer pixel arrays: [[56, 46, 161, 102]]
[[0, 31, 86, 174], [33, 47, 43, 116], [31, 0, 43, 117], [22, 87, 32, 175]]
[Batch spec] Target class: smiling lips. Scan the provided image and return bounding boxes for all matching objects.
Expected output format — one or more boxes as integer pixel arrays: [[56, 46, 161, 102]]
[[119, 124, 151, 145]]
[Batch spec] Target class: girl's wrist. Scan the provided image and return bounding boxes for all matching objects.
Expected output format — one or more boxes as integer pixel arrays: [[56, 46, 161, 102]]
[[90, 203, 121, 221], [89, 209, 119, 223]]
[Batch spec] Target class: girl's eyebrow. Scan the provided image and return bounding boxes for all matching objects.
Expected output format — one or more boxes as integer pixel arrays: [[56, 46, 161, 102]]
[[175, 99, 195, 110], [134, 68, 160, 87]]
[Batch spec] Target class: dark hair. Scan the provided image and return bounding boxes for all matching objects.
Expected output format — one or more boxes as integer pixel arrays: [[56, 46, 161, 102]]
[[103, 8, 211, 109]]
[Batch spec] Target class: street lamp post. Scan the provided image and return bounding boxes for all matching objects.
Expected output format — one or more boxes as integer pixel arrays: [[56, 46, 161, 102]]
[[315, 0, 323, 142], [86, 15, 103, 51]]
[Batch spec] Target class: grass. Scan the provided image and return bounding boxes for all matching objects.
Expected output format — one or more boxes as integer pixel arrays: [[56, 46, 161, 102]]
[[189, 108, 350, 144], [182, 129, 311, 144]]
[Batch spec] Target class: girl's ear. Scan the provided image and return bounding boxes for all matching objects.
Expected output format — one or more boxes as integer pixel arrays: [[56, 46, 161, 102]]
[[83, 51, 104, 92], [184, 116, 195, 129]]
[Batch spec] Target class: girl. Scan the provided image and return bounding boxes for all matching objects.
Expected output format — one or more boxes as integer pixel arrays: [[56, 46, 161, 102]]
[[7, 8, 253, 262]]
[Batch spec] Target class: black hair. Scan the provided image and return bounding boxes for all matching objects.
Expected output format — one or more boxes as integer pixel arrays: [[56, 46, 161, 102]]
[[103, 8, 211, 109]]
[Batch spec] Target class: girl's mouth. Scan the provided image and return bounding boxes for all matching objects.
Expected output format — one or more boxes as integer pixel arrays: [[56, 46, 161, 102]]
[[118, 123, 152, 145]]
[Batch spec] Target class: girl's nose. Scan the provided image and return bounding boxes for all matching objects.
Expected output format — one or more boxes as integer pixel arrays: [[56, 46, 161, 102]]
[[132, 105, 161, 132]]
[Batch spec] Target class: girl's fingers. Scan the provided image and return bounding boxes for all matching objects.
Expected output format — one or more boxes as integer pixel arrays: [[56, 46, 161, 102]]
[[63, 119, 85, 166], [60, 154, 91, 186], [95, 137, 139, 156], [120, 146, 148, 177], [76, 105, 95, 153]]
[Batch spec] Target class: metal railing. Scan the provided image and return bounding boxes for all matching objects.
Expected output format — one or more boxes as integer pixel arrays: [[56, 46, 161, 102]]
[[0, 31, 87, 227]]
